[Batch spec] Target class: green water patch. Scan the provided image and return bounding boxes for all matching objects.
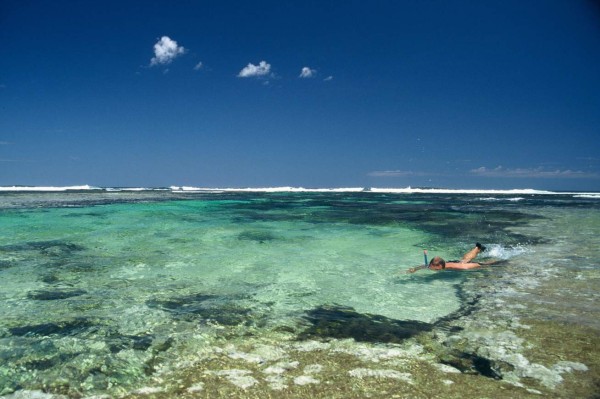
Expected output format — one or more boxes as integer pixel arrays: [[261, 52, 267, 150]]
[[298, 305, 434, 344]]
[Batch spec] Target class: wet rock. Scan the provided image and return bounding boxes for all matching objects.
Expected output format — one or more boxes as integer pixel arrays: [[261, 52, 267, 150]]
[[299, 305, 433, 344]]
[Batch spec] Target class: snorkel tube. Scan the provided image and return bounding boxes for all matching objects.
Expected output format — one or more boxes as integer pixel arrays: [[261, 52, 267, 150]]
[[424, 250, 429, 269]]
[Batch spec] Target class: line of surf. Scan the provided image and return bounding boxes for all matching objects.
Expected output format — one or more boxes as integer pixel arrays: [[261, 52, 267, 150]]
[[1, 185, 598, 196], [169, 186, 593, 195]]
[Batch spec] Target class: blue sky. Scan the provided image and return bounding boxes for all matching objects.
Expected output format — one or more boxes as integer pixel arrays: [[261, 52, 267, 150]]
[[1, 0, 599, 190]]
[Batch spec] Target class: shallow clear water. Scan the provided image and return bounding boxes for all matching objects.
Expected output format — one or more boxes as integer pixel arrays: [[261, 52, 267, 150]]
[[0, 191, 599, 397]]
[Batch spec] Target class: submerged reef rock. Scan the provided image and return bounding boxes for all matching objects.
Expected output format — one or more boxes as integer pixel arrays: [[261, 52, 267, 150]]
[[299, 305, 433, 344], [27, 289, 87, 300], [147, 293, 255, 326], [106, 333, 154, 353]]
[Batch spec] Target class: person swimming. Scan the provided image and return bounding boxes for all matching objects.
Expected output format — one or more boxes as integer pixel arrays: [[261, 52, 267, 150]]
[[407, 243, 497, 273]]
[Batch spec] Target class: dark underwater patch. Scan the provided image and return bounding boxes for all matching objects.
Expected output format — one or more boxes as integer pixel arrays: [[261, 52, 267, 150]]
[[147, 293, 254, 326], [8, 318, 95, 337], [19, 353, 79, 371], [237, 230, 277, 243], [40, 274, 61, 283], [216, 193, 545, 245], [27, 289, 87, 300], [107, 333, 154, 353], [62, 212, 106, 218], [0, 259, 15, 270], [0, 240, 85, 256], [298, 305, 433, 344]]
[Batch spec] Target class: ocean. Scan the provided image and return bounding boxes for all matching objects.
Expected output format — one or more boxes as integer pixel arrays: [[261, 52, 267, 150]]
[[0, 187, 599, 398]]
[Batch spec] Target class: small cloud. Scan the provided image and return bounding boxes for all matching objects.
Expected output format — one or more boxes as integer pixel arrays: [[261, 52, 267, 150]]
[[0, 141, 10, 145], [299, 66, 316, 78], [194, 61, 203, 71], [470, 166, 599, 179], [368, 170, 432, 177], [324, 75, 333, 81], [238, 61, 271, 78], [150, 36, 186, 66]]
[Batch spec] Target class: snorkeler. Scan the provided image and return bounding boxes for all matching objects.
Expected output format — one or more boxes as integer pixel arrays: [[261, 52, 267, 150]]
[[407, 243, 497, 273]]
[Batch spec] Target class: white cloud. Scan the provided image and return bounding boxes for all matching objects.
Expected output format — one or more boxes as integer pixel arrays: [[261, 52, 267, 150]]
[[150, 36, 186, 66], [194, 62, 203, 71], [324, 76, 333, 81], [299, 67, 316, 78], [238, 61, 271, 78], [470, 166, 599, 179]]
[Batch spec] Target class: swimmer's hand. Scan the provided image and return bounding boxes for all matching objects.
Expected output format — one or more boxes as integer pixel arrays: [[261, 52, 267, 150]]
[[406, 265, 427, 273]]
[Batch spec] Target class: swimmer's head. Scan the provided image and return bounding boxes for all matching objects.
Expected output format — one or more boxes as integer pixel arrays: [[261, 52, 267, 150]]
[[429, 256, 446, 270]]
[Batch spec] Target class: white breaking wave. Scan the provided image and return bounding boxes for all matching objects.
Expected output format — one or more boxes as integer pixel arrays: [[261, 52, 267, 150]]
[[369, 187, 556, 195], [170, 186, 565, 195], [105, 187, 170, 192], [573, 194, 600, 199], [169, 186, 366, 193], [478, 197, 525, 202], [486, 244, 530, 260]]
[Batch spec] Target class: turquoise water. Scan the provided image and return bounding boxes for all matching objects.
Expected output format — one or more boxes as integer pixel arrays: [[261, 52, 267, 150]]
[[1, 191, 599, 397]]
